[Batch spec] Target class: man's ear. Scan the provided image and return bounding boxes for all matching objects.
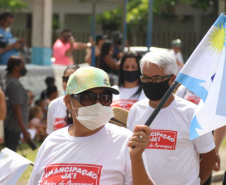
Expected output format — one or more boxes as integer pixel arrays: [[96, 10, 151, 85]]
[[169, 75, 176, 85], [64, 95, 72, 109]]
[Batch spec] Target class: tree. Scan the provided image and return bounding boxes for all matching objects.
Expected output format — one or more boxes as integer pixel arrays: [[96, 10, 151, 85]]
[[96, 0, 213, 31], [0, 0, 27, 13]]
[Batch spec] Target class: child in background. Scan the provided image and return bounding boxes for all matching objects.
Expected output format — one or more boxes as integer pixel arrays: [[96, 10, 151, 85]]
[[29, 106, 47, 141]]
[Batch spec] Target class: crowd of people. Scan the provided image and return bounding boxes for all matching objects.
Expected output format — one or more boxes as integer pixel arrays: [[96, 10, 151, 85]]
[[0, 50, 225, 184], [0, 11, 226, 185]]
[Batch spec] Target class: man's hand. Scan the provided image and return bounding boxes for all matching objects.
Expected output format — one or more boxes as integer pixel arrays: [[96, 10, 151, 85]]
[[199, 149, 218, 184], [88, 36, 95, 47], [127, 125, 151, 159], [213, 153, 220, 171], [69, 36, 75, 45], [12, 41, 21, 50], [128, 125, 154, 185], [22, 130, 31, 143]]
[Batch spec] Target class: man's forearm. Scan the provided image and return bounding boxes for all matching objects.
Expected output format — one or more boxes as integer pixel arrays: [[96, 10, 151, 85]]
[[131, 157, 154, 185], [85, 49, 92, 64], [1, 44, 15, 53], [214, 126, 226, 152], [199, 149, 217, 184], [0, 90, 6, 120], [76, 42, 90, 50]]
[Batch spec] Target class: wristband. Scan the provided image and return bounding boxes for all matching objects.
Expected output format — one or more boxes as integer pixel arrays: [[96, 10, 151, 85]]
[[87, 42, 92, 47]]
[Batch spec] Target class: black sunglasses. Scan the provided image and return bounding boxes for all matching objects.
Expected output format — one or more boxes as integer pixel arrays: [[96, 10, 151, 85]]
[[140, 74, 173, 83], [71, 91, 113, 106], [62, 76, 70, 83]]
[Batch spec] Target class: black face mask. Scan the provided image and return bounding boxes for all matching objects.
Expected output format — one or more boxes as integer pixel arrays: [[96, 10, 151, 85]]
[[20, 67, 27, 76], [123, 70, 140, 83], [142, 78, 171, 101]]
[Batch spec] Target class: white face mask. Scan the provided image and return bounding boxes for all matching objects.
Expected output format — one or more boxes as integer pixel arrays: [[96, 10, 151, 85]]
[[70, 98, 114, 130]]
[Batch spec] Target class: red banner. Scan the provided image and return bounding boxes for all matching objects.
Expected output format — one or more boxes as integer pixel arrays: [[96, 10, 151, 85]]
[[147, 130, 177, 150], [54, 118, 66, 131], [40, 163, 102, 185]]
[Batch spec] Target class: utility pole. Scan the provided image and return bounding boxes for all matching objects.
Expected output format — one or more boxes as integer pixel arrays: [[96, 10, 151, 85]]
[[91, 0, 96, 67], [218, 0, 226, 15], [147, 0, 153, 52], [123, 0, 127, 49]]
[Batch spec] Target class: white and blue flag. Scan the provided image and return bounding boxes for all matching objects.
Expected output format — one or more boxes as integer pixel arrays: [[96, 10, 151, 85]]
[[0, 148, 34, 185], [176, 13, 226, 140]]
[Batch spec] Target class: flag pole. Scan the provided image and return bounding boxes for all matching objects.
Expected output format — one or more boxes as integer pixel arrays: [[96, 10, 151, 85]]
[[144, 81, 179, 126], [123, 0, 127, 49], [91, 0, 96, 66], [147, 0, 153, 52]]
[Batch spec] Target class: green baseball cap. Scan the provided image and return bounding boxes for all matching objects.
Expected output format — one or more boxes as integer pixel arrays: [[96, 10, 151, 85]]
[[171, 39, 182, 47], [66, 66, 119, 95]]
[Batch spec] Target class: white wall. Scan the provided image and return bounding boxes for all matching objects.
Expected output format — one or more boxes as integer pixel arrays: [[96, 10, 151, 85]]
[[10, 0, 122, 33]]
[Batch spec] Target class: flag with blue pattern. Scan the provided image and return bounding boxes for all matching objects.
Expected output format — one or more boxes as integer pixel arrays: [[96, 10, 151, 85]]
[[176, 13, 226, 140]]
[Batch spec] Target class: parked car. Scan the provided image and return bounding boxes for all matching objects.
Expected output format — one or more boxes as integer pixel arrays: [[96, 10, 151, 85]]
[[124, 46, 169, 56]]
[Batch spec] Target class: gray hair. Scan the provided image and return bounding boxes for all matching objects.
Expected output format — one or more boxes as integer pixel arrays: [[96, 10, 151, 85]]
[[140, 50, 177, 75]]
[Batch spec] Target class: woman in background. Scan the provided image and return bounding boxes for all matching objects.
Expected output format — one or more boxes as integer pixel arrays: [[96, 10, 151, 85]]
[[99, 40, 120, 85], [111, 52, 146, 110], [46, 65, 79, 134]]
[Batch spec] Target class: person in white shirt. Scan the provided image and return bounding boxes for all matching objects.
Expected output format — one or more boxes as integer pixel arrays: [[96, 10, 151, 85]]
[[175, 84, 201, 105], [112, 52, 146, 110], [46, 65, 79, 134], [29, 66, 154, 185], [127, 50, 218, 185], [170, 39, 184, 74]]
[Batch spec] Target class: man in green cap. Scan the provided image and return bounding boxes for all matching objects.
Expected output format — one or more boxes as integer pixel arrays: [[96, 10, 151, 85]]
[[170, 39, 184, 74]]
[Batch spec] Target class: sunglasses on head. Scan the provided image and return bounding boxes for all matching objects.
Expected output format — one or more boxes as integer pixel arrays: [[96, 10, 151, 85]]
[[62, 76, 70, 83], [71, 91, 113, 106]]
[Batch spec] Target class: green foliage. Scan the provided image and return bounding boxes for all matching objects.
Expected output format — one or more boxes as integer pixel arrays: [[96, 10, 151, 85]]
[[52, 15, 61, 30], [190, 0, 213, 9], [96, 6, 122, 31], [96, 0, 178, 30], [96, 0, 213, 30], [0, 0, 27, 13], [223, 136, 226, 148]]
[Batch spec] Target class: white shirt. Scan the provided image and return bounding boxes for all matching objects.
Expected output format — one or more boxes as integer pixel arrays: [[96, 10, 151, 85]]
[[47, 96, 67, 134], [28, 123, 150, 185], [127, 96, 215, 185], [112, 85, 146, 110], [170, 49, 184, 74], [175, 85, 201, 105]]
